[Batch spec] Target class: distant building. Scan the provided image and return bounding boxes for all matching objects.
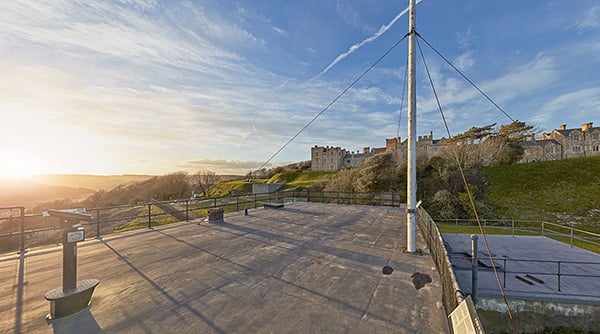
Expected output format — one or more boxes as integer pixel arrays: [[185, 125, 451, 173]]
[[311, 132, 449, 171], [310, 146, 372, 172], [312, 121, 600, 171], [523, 122, 600, 162]]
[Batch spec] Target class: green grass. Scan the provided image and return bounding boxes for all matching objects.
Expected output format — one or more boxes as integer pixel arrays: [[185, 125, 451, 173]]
[[482, 156, 600, 232], [210, 180, 254, 197], [112, 206, 178, 232], [267, 171, 337, 190]]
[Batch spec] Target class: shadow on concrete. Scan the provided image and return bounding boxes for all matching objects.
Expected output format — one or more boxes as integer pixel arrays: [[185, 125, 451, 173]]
[[156, 228, 410, 331], [100, 240, 226, 334], [271, 274, 410, 330], [49, 307, 102, 334], [278, 207, 325, 216], [154, 229, 249, 271], [214, 220, 395, 269]]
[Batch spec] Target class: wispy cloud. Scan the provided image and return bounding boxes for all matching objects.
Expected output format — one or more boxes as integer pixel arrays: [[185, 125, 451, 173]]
[[181, 159, 271, 174], [574, 5, 600, 30], [315, 0, 423, 78]]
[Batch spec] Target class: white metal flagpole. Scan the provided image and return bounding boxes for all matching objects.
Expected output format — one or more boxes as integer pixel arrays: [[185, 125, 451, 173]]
[[406, 0, 417, 253]]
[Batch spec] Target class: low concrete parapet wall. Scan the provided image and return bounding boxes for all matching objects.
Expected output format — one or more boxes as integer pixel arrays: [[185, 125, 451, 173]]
[[477, 297, 600, 333]]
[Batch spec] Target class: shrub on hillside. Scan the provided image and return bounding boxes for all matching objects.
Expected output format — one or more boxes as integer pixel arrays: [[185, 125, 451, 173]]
[[324, 169, 359, 192]]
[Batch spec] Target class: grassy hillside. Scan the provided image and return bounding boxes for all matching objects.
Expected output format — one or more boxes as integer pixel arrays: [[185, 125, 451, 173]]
[[210, 180, 257, 197], [483, 156, 600, 230], [209, 171, 337, 196], [267, 171, 337, 190]]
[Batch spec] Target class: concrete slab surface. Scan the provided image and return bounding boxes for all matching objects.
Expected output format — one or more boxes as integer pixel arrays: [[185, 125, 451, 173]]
[[443, 234, 600, 304], [1, 203, 448, 333]]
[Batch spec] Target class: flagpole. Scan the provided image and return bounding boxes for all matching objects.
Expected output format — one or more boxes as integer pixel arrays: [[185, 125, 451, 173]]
[[406, 0, 417, 253]]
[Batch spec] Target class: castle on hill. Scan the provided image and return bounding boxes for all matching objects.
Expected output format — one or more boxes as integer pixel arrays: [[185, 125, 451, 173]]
[[311, 122, 600, 171]]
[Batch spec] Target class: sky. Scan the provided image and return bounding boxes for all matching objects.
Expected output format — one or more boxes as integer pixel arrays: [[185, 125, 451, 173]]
[[1, 0, 599, 177]]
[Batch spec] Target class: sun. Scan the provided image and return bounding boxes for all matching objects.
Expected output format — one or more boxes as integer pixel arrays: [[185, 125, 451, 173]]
[[0, 157, 40, 180]]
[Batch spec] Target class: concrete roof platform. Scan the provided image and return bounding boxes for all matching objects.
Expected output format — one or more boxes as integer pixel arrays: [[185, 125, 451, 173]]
[[442, 234, 600, 304], [1, 203, 448, 333]]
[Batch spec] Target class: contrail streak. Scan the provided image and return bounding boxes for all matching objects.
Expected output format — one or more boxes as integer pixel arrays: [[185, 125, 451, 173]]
[[315, 0, 423, 78]]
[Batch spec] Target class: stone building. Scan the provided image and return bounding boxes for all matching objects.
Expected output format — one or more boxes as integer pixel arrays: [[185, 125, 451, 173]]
[[519, 122, 600, 162], [311, 131, 449, 172], [539, 122, 600, 159], [311, 146, 373, 172], [520, 136, 562, 162], [312, 122, 600, 171]]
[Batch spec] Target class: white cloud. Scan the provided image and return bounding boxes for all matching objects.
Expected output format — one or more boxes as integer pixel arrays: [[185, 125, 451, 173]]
[[540, 88, 600, 115], [180, 159, 271, 174], [453, 51, 475, 71], [456, 27, 473, 50]]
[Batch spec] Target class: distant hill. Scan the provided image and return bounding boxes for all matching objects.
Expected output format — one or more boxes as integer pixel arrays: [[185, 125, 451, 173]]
[[0, 180, 93, 208], [483, 156, 600, 231], [0, 174, 153, 209], [26, 174, 154, 191]]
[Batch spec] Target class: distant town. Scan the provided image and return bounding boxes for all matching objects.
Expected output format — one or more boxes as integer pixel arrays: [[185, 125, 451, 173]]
[[311, 122, 600, 171]]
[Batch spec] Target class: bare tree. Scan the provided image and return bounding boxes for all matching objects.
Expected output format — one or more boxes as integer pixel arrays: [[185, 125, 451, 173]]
[[191, 170, 220, 197]]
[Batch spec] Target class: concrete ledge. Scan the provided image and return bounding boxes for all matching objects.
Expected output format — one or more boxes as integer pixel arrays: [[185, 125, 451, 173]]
[[263, 203, 284, 209], [478, 297, 600, 333]]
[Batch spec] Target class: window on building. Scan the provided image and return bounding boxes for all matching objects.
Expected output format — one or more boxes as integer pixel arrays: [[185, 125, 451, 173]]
[[347, 159, 350, 163], [572, 146, 581, 153], [594, 145, 600, 152], [573, 135, 580, 141]]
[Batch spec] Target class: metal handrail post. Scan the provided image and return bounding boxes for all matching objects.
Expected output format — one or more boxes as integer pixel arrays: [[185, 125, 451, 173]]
[[148, 204, 152, 229], [570, 228, 574, 247], [557, 261, 561, 291], [96, 209, 101, 238], [542, 221, 545, 237], [503, 259, 507, 288], [512, 220, 515, 237], [20, 207, 25, 253]]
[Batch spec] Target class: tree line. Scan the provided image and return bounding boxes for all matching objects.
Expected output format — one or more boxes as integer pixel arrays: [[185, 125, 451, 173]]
[[321, 121, 534, 218]]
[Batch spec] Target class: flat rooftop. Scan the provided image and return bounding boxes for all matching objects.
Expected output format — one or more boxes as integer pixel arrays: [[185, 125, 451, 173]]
[[443, 234, 600, 304], [1, 202, 448, 333]]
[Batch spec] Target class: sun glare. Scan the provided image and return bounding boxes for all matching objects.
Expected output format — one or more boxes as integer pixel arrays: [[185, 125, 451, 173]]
[[0, 158, 39, 180]]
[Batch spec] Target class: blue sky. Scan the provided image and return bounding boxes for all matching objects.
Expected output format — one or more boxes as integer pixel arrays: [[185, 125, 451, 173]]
[[1, 0, 599, 176]]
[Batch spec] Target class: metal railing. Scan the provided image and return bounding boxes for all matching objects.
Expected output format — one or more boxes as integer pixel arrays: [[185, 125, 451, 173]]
[[0, 206, 26, 252], [416, 207, 465, 315], [434, 218, 600, 250], [449, 254, 600, 295], [1, 190, 401, 252]]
